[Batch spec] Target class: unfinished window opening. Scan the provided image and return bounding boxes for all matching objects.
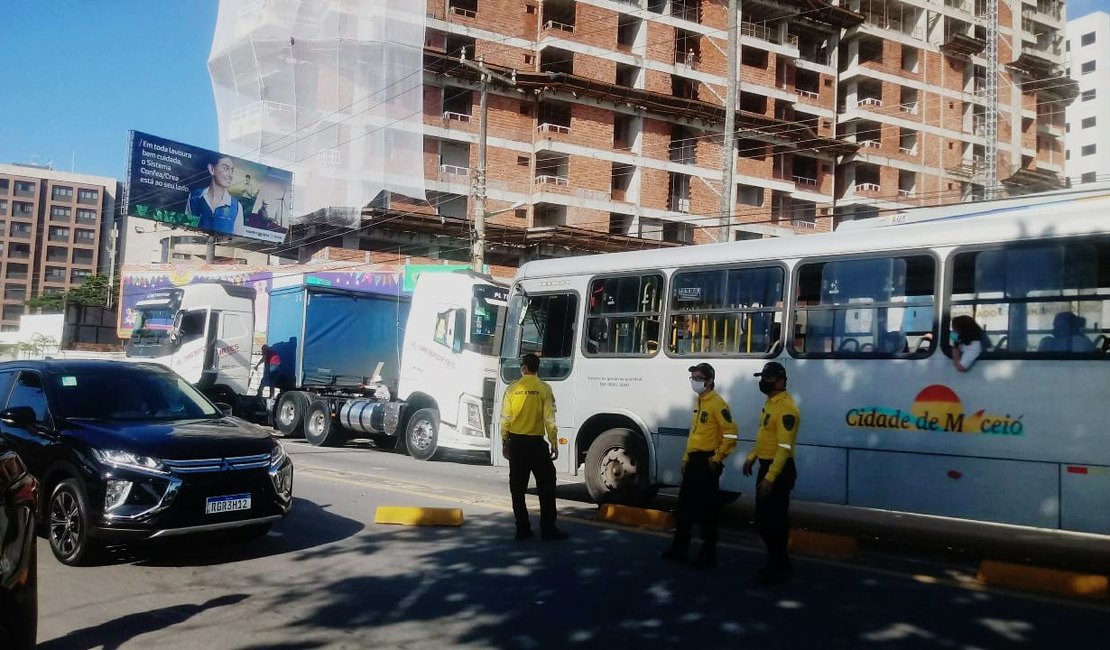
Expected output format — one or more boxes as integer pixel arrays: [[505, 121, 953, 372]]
[[898, 128, 917, 155], [439, 141, 471, 176], [675, 28, 700, 67], [617, 15, 641, 50], [859, 36, 884, 64], [670, 125, 696, 164], [445, 34, 476, 59], [901, 45, 919, 72], [540, 47, 573, 75], [609, 212, 633, 235], [739, 93, 768, 114], [533, 203, 568, 227], [738, 138, 766, 160], [671, 75, 698, 100], [898, 170, 916, 197], [671, 0, 701, 23], [611, 163, 634, 201], [855, 164, 881, 192], [616, 63, 639, 88], [899, 86, 919, 114], [441, 86, 473, 121], [535, 151, 570, 186], [613, 114, 636, 149], [741, 48, 769, 69], [668, 173, 691, 213], [795, 69, 820, 98], [792, 157, 819, 187], [855, 120, 882, 148], [857, 80, 883, 107], [738, 184, 763, 207], [448, 0, 478, 18], [537, 100, 572, 133], [437, 193, 468, 219], [542, 0, 575, 32]]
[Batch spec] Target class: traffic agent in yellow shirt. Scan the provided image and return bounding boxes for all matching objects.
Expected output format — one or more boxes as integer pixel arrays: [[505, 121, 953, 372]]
[[661, 362, 738, 568], [743, 361, 800, 585], [500, 353, 568, 542]]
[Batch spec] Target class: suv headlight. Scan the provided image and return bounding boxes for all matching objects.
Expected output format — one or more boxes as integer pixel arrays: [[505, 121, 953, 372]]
[[270, 440, 288, 469], [93, 449, 168, 476]]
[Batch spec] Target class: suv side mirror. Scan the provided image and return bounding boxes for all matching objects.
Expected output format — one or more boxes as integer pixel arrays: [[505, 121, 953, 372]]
[[0, 406, 38, 429], [214, 402, 234, 418]]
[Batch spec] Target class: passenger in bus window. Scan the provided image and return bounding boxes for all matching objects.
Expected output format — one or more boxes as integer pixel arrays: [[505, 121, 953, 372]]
[[950, 315, 987, 372], [661, 362, 737, 569], [1038, 312, 1097, 354], [743, 361, 799, 586]]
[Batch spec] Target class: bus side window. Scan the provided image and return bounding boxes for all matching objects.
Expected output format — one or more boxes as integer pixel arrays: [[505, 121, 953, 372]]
[[585, 274, 663, 356], [503, 293, 579, 381], [791, 254, 936, 358], [668, 265, 783, 356], [949, 239, 1109, 357]]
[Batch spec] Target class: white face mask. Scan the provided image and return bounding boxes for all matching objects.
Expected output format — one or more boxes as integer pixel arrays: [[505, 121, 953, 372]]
[[690, 379, 709, 394]]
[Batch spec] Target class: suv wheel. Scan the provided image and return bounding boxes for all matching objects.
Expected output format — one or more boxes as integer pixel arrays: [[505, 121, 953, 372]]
[[48, 478, 100, 566]]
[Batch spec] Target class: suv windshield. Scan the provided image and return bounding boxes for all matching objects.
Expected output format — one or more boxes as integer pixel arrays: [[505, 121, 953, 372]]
[[47, 365, 219, 421]]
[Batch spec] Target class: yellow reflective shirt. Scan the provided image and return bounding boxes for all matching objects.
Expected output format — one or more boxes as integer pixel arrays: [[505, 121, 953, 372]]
[[747, 390, 800, 483], [683, 389, 738, 464], [500, 374, 558, 446]]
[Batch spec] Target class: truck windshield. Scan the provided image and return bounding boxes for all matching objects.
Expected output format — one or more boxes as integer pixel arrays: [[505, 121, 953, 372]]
[[126, 307, 177, 357], [471, 284, 507, 356]]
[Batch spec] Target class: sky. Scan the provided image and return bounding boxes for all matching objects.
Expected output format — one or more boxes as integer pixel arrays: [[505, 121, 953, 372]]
[[0, 0, 1108, 181]]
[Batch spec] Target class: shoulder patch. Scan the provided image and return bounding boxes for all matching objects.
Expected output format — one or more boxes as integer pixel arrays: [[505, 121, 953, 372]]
[[721, 408, 733, 423], [699, 411, 709, 423], [782, 414, 797, 431]]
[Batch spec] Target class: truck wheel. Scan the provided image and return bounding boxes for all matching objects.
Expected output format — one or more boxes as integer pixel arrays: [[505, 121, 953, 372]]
[[275, 392, 307, 438], [405, 408, 440, 461], [304, 399, 345, 447], [584, 428, 654, 506]]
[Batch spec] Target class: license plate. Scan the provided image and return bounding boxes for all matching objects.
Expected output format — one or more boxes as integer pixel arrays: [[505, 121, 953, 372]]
[[205, 493, 252, 514]]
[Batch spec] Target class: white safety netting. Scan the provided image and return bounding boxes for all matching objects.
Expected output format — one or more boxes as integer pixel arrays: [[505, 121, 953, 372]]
[[208, 0, 427, 227]]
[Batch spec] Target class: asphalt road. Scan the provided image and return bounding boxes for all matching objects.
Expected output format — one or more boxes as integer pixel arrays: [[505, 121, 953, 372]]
[[37, 439, 1110, 649]]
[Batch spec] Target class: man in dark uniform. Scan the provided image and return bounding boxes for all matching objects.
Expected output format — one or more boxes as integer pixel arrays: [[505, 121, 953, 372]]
[[743, 361, 800, 585], [662, 362, 737, 568], [500, 353, 568, 541]]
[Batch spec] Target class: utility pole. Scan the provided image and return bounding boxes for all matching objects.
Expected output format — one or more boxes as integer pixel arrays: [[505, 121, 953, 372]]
[[457, 52, 515, 272], [982, 0, 999, 199], [719, 0, 739, 242]]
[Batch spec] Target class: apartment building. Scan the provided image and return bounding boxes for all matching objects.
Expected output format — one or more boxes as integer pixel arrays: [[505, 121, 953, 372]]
[[215, 0, 1071, 262], [0, 163, 117, 331], [1065, 11, 1110, 185]]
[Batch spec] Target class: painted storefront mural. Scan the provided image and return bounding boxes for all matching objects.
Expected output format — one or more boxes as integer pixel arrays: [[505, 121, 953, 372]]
[[118, 262, 408, 344]]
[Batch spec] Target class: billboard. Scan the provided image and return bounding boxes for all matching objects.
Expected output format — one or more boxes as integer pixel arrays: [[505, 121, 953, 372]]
[[125, 130, 293, 243]]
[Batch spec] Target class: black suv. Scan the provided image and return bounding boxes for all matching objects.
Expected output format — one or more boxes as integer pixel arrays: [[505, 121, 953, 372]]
[[0, 360, 293, 565]]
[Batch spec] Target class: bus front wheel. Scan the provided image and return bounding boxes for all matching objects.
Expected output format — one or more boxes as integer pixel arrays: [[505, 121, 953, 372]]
[[584, 428, 653, 506]]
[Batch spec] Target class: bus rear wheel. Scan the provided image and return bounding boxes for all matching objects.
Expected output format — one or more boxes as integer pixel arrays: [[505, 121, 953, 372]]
[[584, 428, 653, 506]]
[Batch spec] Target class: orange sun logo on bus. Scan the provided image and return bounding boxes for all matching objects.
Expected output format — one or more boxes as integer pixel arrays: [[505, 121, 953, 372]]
[[845, 384, 1023, 435]]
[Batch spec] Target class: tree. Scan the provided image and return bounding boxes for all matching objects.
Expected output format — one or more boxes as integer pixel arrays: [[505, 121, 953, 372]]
[[25, 291, 66, 314], [17, 333, 58, 359], [68, 274, 114, 307]]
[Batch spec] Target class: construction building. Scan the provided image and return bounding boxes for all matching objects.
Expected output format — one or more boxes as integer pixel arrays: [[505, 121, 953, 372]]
[[1064, 10, 1110, 185], [217, 0, 1074, 265], [0, 163, 118, 331]]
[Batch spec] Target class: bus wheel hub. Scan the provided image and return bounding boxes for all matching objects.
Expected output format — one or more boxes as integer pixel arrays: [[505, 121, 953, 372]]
[[600, 448, 635, 489]]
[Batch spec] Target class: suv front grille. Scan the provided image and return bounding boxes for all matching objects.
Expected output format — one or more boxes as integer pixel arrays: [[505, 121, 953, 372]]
[[163, 453, 270, 474]]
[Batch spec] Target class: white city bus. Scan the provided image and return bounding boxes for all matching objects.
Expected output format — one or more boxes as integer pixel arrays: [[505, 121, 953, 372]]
[[494, 187, 1110, 535]]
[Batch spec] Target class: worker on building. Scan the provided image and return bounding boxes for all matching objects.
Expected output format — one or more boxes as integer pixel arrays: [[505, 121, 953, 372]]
[[743, 361, 800, 585], [662, 362, 737, 568], [500, 353, 568, 541]]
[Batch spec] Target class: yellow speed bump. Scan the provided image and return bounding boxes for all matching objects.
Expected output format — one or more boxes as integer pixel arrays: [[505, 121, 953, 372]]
[[977, 560, 1109, 600], [789, 529, 860, 560], [598, 503, 675, 531], [374, 506, 464, 527]]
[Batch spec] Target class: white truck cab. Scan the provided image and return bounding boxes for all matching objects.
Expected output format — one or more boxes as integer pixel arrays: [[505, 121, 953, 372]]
[[396, 272, 507, 460], [125, 282, 256, 409]]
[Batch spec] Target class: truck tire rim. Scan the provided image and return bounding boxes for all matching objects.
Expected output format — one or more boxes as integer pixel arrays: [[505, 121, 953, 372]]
[[308, 411, 326, 437], [598, 447, 636, 491], [50, 490, 80, 557], [411, 419, 434, 450], [279, 401, 296, 426]]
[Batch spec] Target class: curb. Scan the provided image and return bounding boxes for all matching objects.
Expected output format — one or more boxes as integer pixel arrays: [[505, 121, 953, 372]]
[[374, 506, 465, 527], [598, 503, 675, 531], [977, 560, 1109, 600], [789, 529, 860, 559]]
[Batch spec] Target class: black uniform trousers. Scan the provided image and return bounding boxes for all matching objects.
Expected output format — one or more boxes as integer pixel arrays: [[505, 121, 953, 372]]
[[507, 434, 558, 534], [670, 451, 721, 554], [756, 457, 797, 571]]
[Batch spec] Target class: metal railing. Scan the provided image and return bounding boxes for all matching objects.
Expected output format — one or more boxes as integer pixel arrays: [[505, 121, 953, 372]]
[[440, 164, 470, 176], [857, 97, 883, 107], [793, 175, 818, 186], [535, 175, 569, 186], [797, 88, 819, 100], [859, 139, 882, 149], [536, 123, 570, 135], [740, 22, 798, 47], [855, 182, 881, 192], [442, 111, 472, 123], [543, 20, 574, 33]]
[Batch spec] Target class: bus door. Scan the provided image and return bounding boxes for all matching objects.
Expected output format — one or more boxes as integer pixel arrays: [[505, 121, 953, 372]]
[[499, 285, 580, 473]]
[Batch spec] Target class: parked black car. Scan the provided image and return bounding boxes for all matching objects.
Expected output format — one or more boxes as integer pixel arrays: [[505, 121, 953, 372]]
[[0, 441, 38, 649], [0, 359, 293, 566]]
